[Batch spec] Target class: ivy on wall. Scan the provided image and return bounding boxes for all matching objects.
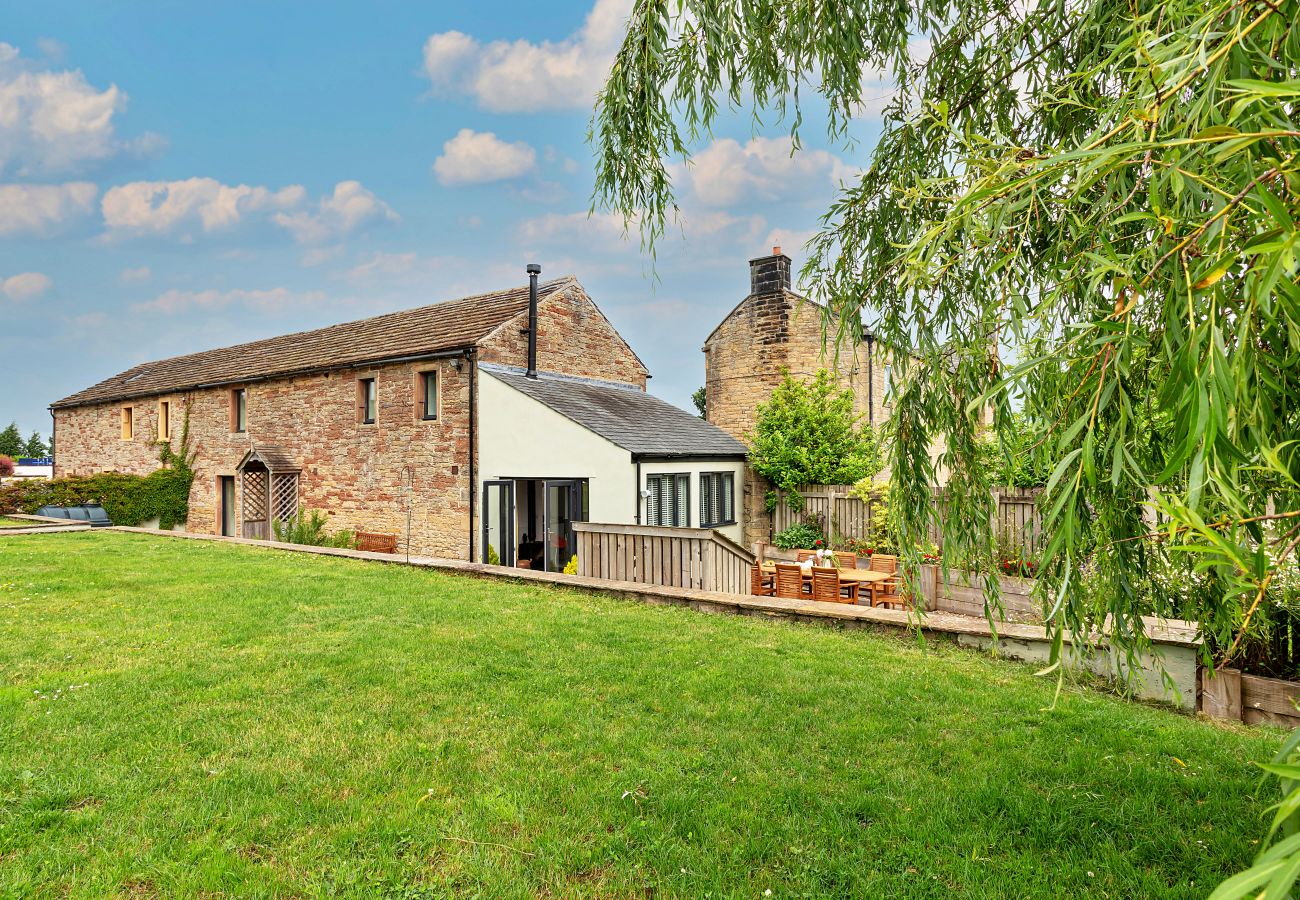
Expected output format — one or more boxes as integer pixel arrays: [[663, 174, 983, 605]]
[[0, 405, 197, 529]]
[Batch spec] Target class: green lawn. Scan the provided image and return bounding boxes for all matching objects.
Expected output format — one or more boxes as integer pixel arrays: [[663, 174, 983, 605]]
[[0, 517, 39, 528], [0, 532, 1279, 898]]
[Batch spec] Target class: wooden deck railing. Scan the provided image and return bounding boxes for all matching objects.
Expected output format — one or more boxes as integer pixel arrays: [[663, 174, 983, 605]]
[[573, 522, 756, 594]]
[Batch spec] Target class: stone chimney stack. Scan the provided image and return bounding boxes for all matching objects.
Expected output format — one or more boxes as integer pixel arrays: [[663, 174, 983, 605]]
[[749, 246, 791, 296]]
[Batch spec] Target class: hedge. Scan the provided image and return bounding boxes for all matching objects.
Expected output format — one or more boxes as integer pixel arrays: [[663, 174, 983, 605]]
[[0, 468, 194, 529]]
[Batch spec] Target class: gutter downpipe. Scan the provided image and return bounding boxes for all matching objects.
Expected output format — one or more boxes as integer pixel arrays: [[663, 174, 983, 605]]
[[866, 329, 875, 427], [48, 408, 56, 476], [634, 460, 642, 524], [467, 347, 477, 562]]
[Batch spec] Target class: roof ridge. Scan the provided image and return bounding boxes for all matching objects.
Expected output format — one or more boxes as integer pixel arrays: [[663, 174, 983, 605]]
[[51, 275, 580, 409], [121, 276, 575, 374]]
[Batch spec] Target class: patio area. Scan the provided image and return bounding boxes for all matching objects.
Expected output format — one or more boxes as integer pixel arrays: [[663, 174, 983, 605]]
[[752, 548, 907, 608]]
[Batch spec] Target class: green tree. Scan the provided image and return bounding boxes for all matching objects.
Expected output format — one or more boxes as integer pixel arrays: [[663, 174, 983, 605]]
[[749, 369, 881, 508], [691, 386, 706, 418], [977, 414, 1053, 488], [23, 431, 47, 458], [0, 422, 22, 459], [593, 2, 1299, 890]]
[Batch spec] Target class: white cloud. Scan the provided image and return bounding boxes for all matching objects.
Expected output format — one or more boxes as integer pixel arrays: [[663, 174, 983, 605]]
[[678, 137, 859, 207], [102, 177, 305, 237], [0, 181, 97, 235], [518, 210, 636, 253], [270, 180, 398, 244], [100, 178, 395, 245], [132, 287, 326, 314], [0, 43, 150, 175], [119, 265, 151, 283], [421, 0, 631, 112], [763, 227, 818, 256], [433, 128, 537, 186], [852, 38, 933, 119], [2, 271, 52, 300], [343, 250, 460, 285], [301, 245, 345, 267]]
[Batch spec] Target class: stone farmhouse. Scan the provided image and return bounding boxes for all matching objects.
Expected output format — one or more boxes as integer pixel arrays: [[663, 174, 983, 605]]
[[51, 271, 746, 569], [703, 248, 893, 548]]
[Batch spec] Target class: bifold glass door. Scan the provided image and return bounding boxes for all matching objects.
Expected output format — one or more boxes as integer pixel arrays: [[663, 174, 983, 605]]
[[482, 480, 514, 566], [543, 480, 588, 572]]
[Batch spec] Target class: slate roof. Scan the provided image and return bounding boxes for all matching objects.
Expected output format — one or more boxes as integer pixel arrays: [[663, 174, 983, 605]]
[[51, 277, 578, 409], [482, 363, 748, 460]]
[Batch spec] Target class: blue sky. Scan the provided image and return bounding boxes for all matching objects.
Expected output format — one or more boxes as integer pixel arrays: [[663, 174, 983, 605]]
[[0, 0, 885, 441]]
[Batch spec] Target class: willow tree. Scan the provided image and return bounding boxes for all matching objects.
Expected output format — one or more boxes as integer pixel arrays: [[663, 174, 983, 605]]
[[594, 1, 1297, 888], [594, 0, 1297, 654]]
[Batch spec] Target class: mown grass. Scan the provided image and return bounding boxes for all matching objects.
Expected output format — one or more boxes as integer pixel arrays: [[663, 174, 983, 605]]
[[0, 532, 1280, 898], [0, 517, 39, 529]]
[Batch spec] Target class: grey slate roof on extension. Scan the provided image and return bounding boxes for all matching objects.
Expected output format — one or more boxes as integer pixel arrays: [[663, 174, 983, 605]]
[[482, 363, 747, 460]]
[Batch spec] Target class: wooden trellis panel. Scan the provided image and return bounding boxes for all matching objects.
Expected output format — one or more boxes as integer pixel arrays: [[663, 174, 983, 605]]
[[271, 473, 298, 524], [242, 469, 268, 540]]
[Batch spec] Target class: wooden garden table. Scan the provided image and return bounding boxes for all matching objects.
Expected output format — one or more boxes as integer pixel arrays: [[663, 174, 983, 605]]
[[760, 562, 890, 602]]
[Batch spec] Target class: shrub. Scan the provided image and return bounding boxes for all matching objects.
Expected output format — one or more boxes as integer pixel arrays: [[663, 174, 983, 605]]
[[773, 521, 823, 550], [750, 369, 881, 512], [272, 508, 356, 549], [562, 556, 578, 575], [848, 479, 901, 555], [0, 469, 193, 528], [0, 456, 13, 478], [486, 544, 501, 566], [0, 408, 197, 529]]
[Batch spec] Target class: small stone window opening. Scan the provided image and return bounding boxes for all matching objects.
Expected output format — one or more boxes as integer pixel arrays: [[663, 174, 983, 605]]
[[418, 370, 438, 421], [358, 377, 377, 425], [231, 389, 247, 433]]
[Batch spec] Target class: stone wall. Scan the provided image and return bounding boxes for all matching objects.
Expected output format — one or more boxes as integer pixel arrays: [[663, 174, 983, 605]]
[[704, 285, 891, 547], [53, 357, 475, 558], [478, 283, 648, 388], [52, 287, 648, 559]]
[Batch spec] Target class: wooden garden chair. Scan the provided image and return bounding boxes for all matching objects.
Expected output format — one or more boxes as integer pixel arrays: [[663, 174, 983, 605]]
[[750, 563, 775, 597], [795, 549, 817, 563], [774, 563, 808, 600], [870, 572, 914, 610], [869, 553, 898, 575], [833, 550, 857, 569], [867, 554, 899, 607], [811, 566, 858, 604]]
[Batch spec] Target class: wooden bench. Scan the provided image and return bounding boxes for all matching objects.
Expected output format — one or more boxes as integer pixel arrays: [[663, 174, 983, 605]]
[[355, 531, 398, 554]]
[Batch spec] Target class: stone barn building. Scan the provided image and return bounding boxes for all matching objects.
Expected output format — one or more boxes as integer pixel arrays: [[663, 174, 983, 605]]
[[703, 248, 892, 548], [51, 271, 746, 567]]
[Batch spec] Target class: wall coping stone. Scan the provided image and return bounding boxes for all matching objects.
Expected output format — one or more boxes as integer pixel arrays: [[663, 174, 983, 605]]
[[103, 525, 1198, 650]]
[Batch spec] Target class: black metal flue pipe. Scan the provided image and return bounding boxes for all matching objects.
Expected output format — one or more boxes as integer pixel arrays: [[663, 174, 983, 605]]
[[526, 263, 541, 378]]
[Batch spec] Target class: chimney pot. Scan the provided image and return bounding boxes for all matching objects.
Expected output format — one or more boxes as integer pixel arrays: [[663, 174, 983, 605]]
[[773, 245, 781, 255]]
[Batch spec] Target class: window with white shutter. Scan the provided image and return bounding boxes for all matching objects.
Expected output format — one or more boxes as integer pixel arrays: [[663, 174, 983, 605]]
[[646, 473, 690, 527], [699, 472, 736, 528]]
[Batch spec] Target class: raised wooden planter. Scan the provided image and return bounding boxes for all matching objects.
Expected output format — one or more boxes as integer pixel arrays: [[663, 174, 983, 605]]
[[1201, 668, 1300, 728]]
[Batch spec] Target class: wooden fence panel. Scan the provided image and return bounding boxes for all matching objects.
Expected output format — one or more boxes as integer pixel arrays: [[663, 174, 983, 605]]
[[773, 484, 1041, 556]]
